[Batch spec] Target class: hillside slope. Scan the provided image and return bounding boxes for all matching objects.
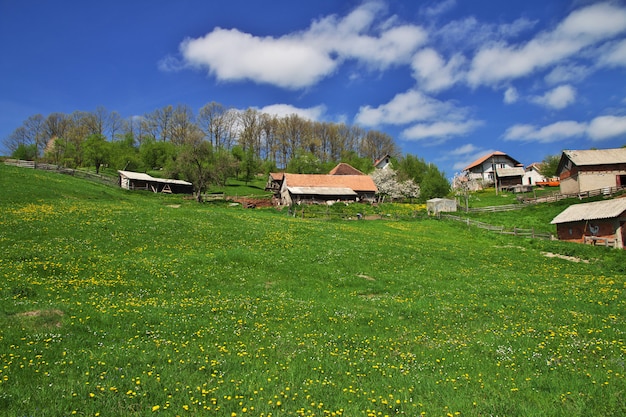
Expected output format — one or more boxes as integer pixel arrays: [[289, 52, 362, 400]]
[[0, 164, 624, 417]]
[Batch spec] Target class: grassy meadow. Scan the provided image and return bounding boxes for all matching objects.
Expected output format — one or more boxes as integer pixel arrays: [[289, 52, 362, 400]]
[[0, 164, 624, 417]]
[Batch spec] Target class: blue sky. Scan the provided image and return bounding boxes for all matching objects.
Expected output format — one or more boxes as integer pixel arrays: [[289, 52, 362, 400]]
[[1, 0, 626, 176]]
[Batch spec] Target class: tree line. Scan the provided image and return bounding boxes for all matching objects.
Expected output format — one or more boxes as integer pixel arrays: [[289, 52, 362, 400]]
[[3, 103, 450, 202]]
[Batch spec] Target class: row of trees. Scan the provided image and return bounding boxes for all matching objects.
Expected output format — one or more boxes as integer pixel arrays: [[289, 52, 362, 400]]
[[3, 103, 450, 202]]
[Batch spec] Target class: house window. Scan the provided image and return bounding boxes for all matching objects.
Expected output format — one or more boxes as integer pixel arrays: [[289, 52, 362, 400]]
[[499, 163, 506, 168]]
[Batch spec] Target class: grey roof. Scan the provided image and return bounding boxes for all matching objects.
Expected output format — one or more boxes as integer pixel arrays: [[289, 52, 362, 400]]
[[550, 198, 626, 224], [496, 167, 525, 177], [564, 148, 626, 166], [287, 186, 357, 196], [118, 170, 192, 186]]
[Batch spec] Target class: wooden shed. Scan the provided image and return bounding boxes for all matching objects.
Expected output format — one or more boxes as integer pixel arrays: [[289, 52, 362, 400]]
[[550, 198, 626, 248], [118, 170, 193, 194]]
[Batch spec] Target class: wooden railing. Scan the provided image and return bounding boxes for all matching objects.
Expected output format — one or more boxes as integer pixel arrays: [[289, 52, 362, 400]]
[[439, 214, 553, 240]]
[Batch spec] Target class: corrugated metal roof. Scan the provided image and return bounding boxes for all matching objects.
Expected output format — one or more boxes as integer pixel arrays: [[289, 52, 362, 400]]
[[118, 170, 192, 186], [287, 186, 357, 196], [550, 198, 626, 224], [564, 148, 626, 166]]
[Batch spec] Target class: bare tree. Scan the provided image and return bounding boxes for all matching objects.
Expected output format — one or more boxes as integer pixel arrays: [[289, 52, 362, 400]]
[[142, 105, 174, 142], [170, 104, 197, 145], [238, 108, 261, 155]]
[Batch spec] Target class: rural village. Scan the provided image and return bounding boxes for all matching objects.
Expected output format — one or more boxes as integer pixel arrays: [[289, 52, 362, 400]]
[[5, 145, 626, 249]]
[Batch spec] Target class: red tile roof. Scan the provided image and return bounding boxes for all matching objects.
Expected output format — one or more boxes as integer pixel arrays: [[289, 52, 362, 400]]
[[463, 151, 522, 171], [328, 163, 365, 176], [283, 173, 378, 192]]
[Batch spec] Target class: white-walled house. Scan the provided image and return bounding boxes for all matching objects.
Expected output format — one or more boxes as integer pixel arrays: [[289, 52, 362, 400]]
[[523, 163, 546, 185], [463, 151, 524, 189]]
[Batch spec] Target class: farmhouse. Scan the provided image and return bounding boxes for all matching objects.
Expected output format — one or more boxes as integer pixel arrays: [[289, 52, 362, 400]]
[[550, 197, 626, 249], [557, 148, 626, 194], [118, 170, 193, 194], [463, 151, 524, 190]]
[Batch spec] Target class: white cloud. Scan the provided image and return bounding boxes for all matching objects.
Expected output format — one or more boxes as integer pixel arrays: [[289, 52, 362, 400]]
[[504, 87, 519, 104], [503, 121, 587, 143], [502, 114, 626, 143], [544, 64, 591, 84], [467, 2, 626, 87], [258, 104, 326, 121], [411, 48, 465, 92], [435, 16, 537, 53], [355, 89, 458, 126], [176, 1, 427, 89], [600, 39, 626, 67], [421, 0, 456, 18], [180, 28, 336, 89], [401, 120, 482, 142], [587, 115, 626, 140], [530, 85, 577, 109], [446, 144, 496, 171]]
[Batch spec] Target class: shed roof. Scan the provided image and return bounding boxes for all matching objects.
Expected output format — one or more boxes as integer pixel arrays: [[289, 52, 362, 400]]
[[118, 170, 192, 186], [287, 186, 357, 196], [562, 148, 626, 166], [496, 167, 525, 177], [550, 198, 626, 224], [283, 173, 378, 192]]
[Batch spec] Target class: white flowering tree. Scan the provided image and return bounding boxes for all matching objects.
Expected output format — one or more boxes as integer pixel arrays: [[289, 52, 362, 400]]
[[371, 167, 420, 202]]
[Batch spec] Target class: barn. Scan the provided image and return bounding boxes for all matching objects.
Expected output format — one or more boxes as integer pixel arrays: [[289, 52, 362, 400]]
[[118, 170, 193, 194], [557, 148, 626, 194], [279, 173, 378, 206], [550, 198, 626, 249]]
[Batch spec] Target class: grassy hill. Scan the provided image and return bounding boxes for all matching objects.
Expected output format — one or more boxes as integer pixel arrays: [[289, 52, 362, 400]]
[[0, 164, 624, 416]]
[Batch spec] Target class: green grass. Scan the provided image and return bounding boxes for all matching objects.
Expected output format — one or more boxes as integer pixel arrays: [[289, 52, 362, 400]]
[[0, 164, 625, 417]]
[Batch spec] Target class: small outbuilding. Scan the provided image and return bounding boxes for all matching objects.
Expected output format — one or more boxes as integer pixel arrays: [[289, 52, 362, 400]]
[[118, 170, 193, 194], [550, 198, 626, 249], [427, 198, 457, 215]]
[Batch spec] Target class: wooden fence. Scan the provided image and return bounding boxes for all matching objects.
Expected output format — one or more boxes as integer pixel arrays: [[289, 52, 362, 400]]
[[467, 204, 524, 213], [439, 214, 554, 240], [4, 159, 118, 186]]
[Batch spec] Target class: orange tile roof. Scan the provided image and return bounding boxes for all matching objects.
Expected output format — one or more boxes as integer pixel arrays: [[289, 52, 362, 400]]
[[463, 151, 522, 171], [283, 173, 378, 192], [328, 163, 365, 176]]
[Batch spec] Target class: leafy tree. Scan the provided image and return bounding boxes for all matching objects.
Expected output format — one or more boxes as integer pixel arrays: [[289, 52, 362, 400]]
[[83, 134, 111, 174], [12, 143, 38, 160], [109, 133, 140, 171], [175, 140, 213, 202], [139, 137, 176, 170], [539, 154, 561, 178], [396, 154, 450, 202], [340, 150, 374, 173], [286, 150, 323, 174], [241, 146, 260, 185], [213, 148, 237, 187]]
